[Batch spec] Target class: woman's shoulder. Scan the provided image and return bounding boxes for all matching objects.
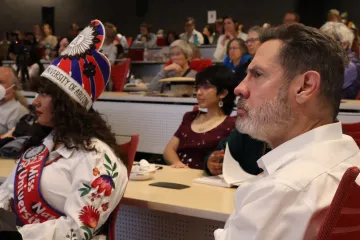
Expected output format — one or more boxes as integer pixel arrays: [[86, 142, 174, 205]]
[[182, 110, 201, 121], [75, 139, 126, 169]]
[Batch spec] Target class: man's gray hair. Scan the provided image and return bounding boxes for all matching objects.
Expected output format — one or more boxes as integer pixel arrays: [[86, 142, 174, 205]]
[[170, 39, 193, 60], [248, 26, 264, 36], [320, 21, 354, 48]]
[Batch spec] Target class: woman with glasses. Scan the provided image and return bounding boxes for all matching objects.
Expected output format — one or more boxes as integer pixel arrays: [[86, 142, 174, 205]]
[[163, 65, 236, 169], [246, 26, 263, 57], [223, 38, 252, 71], [148, 39, 197, 92]]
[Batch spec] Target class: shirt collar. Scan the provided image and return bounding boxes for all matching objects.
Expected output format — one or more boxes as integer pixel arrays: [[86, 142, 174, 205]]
[[257, 122, 344, 175], [43, 132, 75, 159], [187, 29, 196, 37], [54, 145, 76, 159]]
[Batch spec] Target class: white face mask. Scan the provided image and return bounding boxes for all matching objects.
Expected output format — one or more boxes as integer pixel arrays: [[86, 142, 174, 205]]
[[0, 84, 15, 101]]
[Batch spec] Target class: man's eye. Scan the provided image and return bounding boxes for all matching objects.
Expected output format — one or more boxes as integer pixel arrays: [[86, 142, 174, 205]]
[[254, 72, 262, 78]]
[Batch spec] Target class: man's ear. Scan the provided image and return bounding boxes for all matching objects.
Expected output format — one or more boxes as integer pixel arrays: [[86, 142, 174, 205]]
[[294, 71, 321, 104]]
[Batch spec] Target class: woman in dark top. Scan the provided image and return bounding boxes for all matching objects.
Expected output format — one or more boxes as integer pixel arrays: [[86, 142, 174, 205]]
[[163, 65, 237, 169]]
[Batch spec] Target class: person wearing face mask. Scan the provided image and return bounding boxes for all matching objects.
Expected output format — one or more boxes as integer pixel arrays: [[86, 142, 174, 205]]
[[0, 67, 28, 136], [148, 39, 197, 92]]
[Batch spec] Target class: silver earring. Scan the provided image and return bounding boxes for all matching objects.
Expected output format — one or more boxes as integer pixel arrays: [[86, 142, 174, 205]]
[[218, 100, 223, 107]]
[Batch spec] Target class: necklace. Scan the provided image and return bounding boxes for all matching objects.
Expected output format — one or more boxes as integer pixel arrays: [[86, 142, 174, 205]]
[[194, 113, 225, 133]]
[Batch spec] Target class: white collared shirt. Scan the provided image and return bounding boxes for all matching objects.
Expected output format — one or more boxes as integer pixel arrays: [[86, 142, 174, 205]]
[[180, 29, 204, 45], [215, 122, 360, 240], [0, 134, 128, 240]]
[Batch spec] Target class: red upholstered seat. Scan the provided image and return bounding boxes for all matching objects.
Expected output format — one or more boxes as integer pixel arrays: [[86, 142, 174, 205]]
[[110, 59, 131, 92], [189, 59, 213, 72], [342, 122, 360, 148], [107, 134, 139, 240], [304, 166, 360, 240], [156, 37, 166, 46]]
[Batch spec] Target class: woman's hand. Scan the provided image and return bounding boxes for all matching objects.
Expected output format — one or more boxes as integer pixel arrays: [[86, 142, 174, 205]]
[[221, 32, 234, 46], [164, 63, 183, 73], [170, 162, 189, 168]]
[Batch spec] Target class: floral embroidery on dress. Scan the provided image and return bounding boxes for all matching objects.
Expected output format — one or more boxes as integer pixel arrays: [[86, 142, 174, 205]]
[[79, 205, 100, 228], [93, 167, 100, 176], [76, 153, 119, 240], [66, 228, 78, 240], [101, 202, 109, 211]]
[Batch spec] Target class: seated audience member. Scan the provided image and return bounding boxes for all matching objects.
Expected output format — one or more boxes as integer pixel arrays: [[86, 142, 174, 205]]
[[246, 26, 263, 57], [214, 16, 246, 61], [204, 129, 267, 176], [157, 29, 164, 38], [0, 20, 128, 239], [180, 17, 204, 45], [233, 26, 263, 83], [154, 32, 179, 61], [58, 37, 69, 55], [213, 18, 224, 45], [263, 23, 271, 29], [40, 24, 58, 50], [0, 67, 28, 136], [132, 23, 157, 48], [0, 109, 51, 159], [114, 33, 128, 49], [166, 31, 179, 46], [148, 40, 197, 92], [189, 42, 201, 60], [58, 23, 80, 55], [283, 12, 300, 24], [100, 23, 118, 65], [328, 9, 341, 22], [215, 24, 360, 239], [321, 21, 360, 99], [203, 24, 214, 44], [223, 38, 252, 71], [164, 65, 236, 169], [237, 24, 248, 41]]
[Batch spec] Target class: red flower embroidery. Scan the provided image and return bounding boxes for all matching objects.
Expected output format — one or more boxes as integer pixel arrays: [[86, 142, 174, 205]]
[[101, 202, 109, 211], [93, 168, 100, 176], [91, 175, 114, 196], [79, 206, 100, 229]]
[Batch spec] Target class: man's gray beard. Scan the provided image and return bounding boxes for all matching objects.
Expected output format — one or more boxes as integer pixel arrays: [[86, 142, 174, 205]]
[[235, 90, 294, 143]]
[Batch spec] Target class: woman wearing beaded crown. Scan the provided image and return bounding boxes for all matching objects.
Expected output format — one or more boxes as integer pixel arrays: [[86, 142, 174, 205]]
[[0, 20, 128, 240]]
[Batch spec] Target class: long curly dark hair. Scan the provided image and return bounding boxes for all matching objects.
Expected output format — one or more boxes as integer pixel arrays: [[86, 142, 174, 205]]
[[23, 77, 126, 164]]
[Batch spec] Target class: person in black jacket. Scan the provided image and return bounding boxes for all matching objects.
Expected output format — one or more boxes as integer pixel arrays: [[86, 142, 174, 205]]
[[204, 129, 269, 176]]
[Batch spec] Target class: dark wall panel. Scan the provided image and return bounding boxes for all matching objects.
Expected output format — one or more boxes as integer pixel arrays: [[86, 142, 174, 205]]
[[0, 0, 297, 38]]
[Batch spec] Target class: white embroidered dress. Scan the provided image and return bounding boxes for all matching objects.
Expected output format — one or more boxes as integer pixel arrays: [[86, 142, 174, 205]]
[[0, 134, 128, 240]]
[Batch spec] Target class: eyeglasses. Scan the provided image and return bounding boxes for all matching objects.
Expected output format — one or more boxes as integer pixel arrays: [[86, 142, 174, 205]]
[[246, 38, 259, 44], [228, 47, 241, 51]]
